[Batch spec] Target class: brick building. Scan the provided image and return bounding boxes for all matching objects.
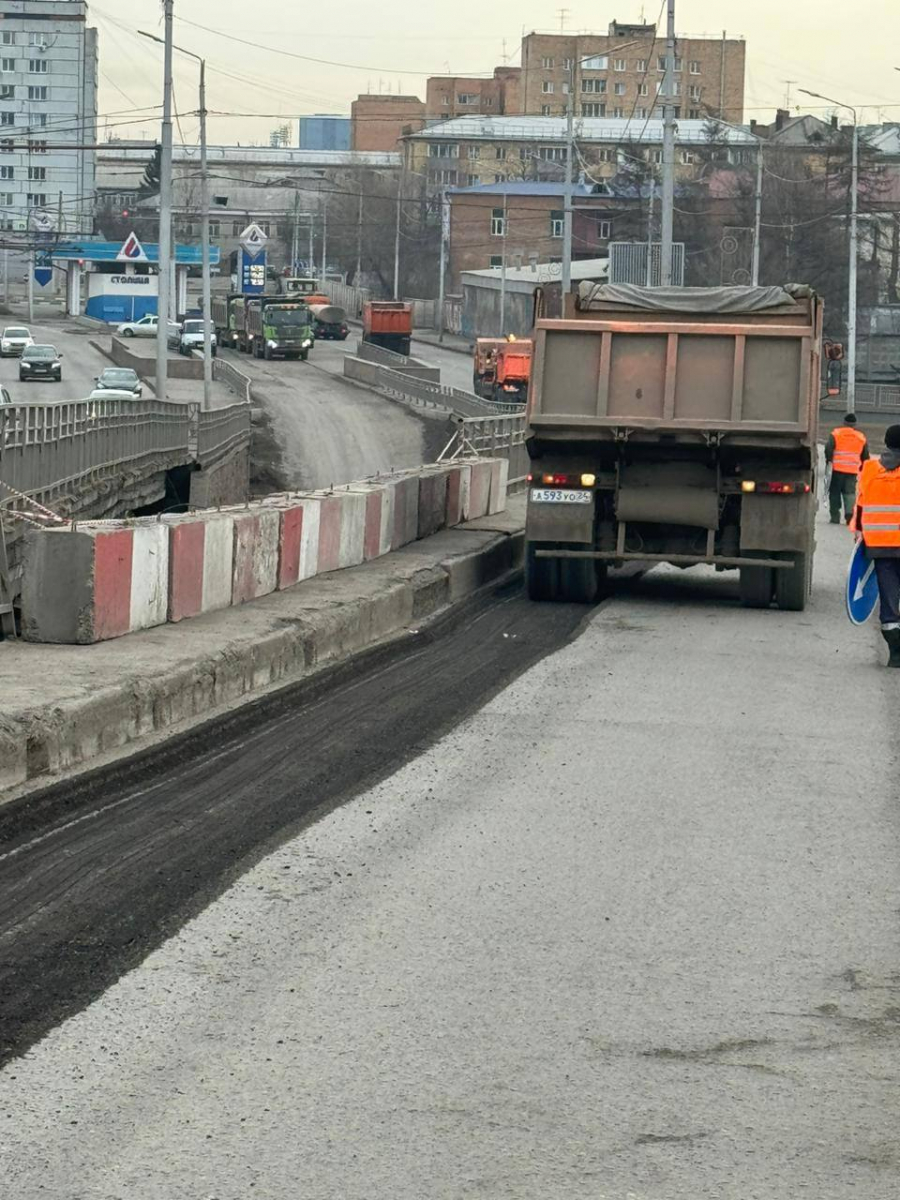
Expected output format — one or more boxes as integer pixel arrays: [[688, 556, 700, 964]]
[[446, 181, 628, 288], [425, 67, 522, 121], [519, 20, 745, 124], [351, 94, 425, 152]]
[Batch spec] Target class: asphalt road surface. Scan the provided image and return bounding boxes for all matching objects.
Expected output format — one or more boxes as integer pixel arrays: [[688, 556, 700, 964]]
[[229, 338, 445, 492], [2, 516, 899, 1199], [0, 316, 110, 403]]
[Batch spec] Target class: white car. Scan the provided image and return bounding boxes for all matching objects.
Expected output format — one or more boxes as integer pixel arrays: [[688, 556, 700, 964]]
[[116, 314, 159, 338], [1, 325, 34, 357], [88, 388, 143, 401], [170, 318, 217, 356]]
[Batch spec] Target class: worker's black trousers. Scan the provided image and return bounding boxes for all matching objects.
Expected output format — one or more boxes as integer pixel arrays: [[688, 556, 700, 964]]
[[829, 471, 857, 522], [875, 558, 900, 630]]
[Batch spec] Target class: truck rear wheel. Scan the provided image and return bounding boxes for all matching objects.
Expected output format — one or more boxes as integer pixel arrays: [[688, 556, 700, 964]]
[[739, 562, 774, 609], [774, 551, 810, 612], [559, 556, 598, 604], [526, 543, 559, 602]]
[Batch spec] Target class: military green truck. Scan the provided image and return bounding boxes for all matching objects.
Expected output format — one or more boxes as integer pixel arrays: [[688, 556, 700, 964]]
[[525, 284, 823, 611], [236, 297, 315, 361], [211, 293, 242, 348]]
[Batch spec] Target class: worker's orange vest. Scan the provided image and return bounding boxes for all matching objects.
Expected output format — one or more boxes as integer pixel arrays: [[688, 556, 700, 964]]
[[832, 426, 867, 475], [856, 459, 900, 548]]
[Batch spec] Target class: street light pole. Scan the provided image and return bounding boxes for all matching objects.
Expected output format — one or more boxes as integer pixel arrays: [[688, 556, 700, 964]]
[[562, 61, 575, 298], [155, 1, 174, 402], [437, 189, 447, 343], [800, 88, 858, 413], [393, 169, 402, 300], [660, 0, 677, 286], [752, 139, 763, 285]]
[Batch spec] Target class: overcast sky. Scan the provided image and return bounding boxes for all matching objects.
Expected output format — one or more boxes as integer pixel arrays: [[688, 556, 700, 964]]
[[92, 0, 900, 145]]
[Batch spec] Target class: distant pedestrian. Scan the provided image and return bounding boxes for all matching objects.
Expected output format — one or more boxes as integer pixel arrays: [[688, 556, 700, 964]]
[[853, 424, 900, 667], [826, 413, 869, 524]]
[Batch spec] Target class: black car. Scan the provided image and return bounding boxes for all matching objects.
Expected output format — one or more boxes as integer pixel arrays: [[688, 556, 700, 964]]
[[19, 344, 62, 382], [94, 366, 142, 397]]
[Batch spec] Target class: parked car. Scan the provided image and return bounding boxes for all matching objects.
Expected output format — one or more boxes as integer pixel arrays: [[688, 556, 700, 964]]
[[0, 325, 34, 357], [19, 344, 62, 382], [94, 366, 142, 397], [116, 314, 158, 338]]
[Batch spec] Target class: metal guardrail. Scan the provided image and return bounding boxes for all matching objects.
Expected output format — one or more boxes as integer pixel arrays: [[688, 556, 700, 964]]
[[343, 356, 523, 419], [822, 383, 900, 414], [197, 403, 253, 468], [440, 412, 529, 492], [356, 339, 414, 369], [212, 357, 252, 404]]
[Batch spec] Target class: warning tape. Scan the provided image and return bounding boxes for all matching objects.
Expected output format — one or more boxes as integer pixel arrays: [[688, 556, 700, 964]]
[[0, 478, 67, 526]]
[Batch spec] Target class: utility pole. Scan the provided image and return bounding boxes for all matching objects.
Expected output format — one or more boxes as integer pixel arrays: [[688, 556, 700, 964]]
[[499, 189, 509, 336], [437, 189, 447, 343], [660, 0, 676, 286], [198, 57, 211, 412], [355, 184, 363, 284], [156, 0, 174, 402], [393, 169, 402, 300], [321, 191, 328, 281], [646, 176, 655, 286], [562, 60, 575, 298], [27, 221, 33, 324], [752, 140, 763, 285]]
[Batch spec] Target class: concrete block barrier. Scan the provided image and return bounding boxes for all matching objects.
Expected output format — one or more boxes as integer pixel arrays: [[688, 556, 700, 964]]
[[165, 513, 235, 622], [469, 461, 493, 520], [488, 458, 510, 515], [418, 468, 450, 540], [276, 504, 304, 591], [316, 495, 343, 575], [390, 475, 420, 549], [232, 508, 280, 604], [446, 463, 472, 526], [338, 489, 368, 570], [23, 520, 169, 644]]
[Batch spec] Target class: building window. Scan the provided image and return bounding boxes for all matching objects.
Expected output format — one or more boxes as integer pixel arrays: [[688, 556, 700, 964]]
[[652, 149, 663, 163], [550, 209, 564, 238], [638, 83, 649, 97], [232, 221, 243, 236], [675, 57, 683, 72], [0, 57, 14, 72], [690, 60, 701, 74], [494, 172, 507, 183], [0, 139, 13, 153], [582, 55, 608, 71], [29, 33, 47, 47], [673, 81, 681, 96], [495, 146, 507, 160], [595, 148, 613, 162], [581, 78, 606, 94], [28, 139, 47, 153], [28, 59, 48, 74], [563, 57, 574, 70], [1, 33, 13, 46], [485, 97, 494, 107], [538, 146, 567, 161], [428, 142, 458, 158], [598, 219, 612, 240], [30, 113, 48, 127], [636, 58, 647, 72], [541, 56, 554, 69], [457, 93, 478, 105], [613, 58, 627, 72], [491, 207, 506, 236], [657, 56, 667, 71], [681, 150, 696, 165], [26, 192, 47, 208], [613, 107, 625, 118], [0, 111, 13, 126], [688, 108, 701, 120], [561, 81, 570, 94], [581, 103, 606, 118], [28, 86, 48, 101], [28, 166, 45, 181], [0, 191, 12, 206], [614, 82, 626, 96], [467, 145, 480, 160], [0, 86, 12, 100], [441, 96, 449, 106], [430, 168, 457, 185], [689, 85, 701, 99], [466, 173, 479, 186], [489, 255, 502, 268], [541, 81, 554, 94], [541, 105, 551, 116], [636, 107, 648, 119], [0, 165, 11, 179]]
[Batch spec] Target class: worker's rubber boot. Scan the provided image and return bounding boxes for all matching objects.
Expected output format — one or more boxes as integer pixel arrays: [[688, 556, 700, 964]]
[[882, 628, 900, 668]]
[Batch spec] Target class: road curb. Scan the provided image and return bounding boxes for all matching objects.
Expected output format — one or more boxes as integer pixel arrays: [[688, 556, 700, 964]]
[[1, 525, 524, 803]]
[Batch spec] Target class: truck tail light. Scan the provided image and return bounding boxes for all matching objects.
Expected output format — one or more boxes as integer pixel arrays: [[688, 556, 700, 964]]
[[742, 481, 810, 495], [536, 473, 597, 487]]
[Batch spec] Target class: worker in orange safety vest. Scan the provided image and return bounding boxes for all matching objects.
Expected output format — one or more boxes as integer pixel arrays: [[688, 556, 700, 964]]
[[852, 424, 900, 667], [825, 412, 869, 524]]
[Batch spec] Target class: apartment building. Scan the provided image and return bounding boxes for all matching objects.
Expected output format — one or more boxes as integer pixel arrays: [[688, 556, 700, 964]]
[[519, 20, 745, 124], [0, 0, 97, 235], [425, 67, 522, 121], [404, 115, 757, 191], [351, 94, 425, 153]]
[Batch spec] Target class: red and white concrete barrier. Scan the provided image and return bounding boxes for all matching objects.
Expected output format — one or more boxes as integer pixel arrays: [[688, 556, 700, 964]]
[[232, 507, 280, 605], [165, 513, 235, 622]]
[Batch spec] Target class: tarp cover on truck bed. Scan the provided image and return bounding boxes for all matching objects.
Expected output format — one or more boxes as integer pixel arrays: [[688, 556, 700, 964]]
[[577, 283, 801, 313]]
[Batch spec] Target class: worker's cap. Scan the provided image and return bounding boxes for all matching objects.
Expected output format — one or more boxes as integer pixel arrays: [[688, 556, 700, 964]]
[[844, 412, 858, 424], [885, 425, 900, 450]]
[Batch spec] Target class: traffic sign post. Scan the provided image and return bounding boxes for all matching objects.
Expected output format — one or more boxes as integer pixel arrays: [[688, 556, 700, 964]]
[[846, 540, 880, 625], [239, 247, 266, 294]]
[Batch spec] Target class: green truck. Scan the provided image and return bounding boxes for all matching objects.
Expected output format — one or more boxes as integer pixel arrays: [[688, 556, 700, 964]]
[[234, 296, 315, 361], [211, 293, 243, 348]]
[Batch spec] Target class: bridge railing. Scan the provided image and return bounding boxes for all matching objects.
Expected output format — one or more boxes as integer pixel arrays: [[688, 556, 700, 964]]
[[196, 402, 253, 468], [343, 356, 523, 419], [440, 412, 529, 492]]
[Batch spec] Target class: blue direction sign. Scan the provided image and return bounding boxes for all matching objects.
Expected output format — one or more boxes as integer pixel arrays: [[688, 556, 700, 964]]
[[34, 249, 52, 287], [239, 247, 266, 294], [846, 540, 879, 625]]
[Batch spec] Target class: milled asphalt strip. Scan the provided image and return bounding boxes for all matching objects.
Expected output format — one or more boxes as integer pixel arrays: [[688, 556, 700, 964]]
[[0, 583, 591, 1067]]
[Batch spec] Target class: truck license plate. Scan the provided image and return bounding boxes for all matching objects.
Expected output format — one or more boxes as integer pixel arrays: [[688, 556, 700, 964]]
[[530, 488, 592, 504]]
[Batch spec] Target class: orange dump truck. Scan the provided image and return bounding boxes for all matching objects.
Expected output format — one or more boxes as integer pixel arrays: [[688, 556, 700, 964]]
[[363, 301, 413, 356], [473, 337, 533, 403]]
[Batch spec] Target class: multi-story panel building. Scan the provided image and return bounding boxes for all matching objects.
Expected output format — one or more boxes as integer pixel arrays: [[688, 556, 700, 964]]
[[425, 67, 522, 122], [519, 20, 745, 124], [351, 94, 425, 153], [0, 0, 97, 235]]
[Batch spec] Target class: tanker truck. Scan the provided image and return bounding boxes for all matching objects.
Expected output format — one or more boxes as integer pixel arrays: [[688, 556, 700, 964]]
[[309, 303, 349, 341]]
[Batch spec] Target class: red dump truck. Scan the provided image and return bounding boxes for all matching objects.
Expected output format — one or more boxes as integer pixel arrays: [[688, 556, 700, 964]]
[[363, 301, 412, 356], [473, 336, 533, 403], [525, 283, 823, 610]]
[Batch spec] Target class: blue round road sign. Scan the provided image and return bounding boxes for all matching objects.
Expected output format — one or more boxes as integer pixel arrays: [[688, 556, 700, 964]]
[[846, 540, 879, 625]]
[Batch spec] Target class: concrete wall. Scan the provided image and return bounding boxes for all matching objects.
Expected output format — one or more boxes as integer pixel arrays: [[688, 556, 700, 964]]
[[109, 338, 203, 380], [189, 446, 250, 509]]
